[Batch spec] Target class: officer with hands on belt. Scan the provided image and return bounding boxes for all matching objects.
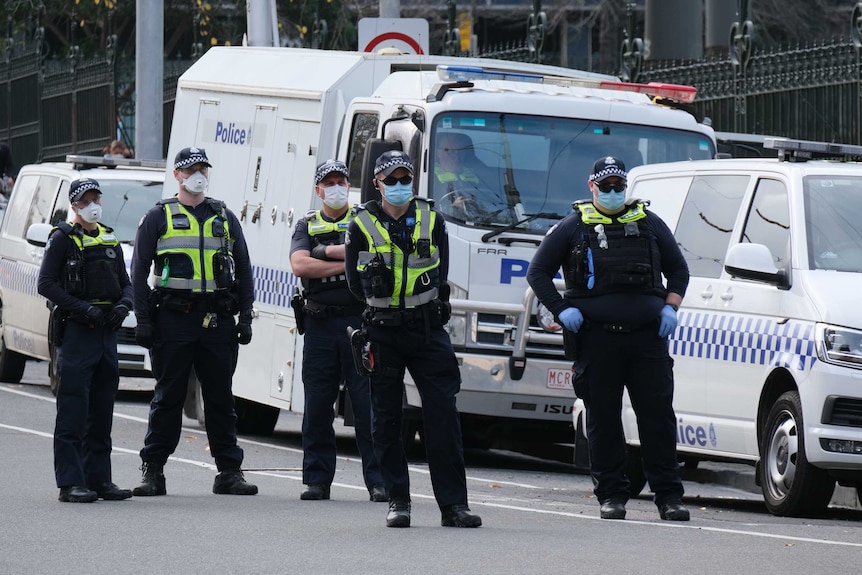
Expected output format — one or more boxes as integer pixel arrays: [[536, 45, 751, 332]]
[[344, 150, 482, 529], [37, 177, 134, 503], [130, 146, 257, 497], [527, 156, 691, 522], [289, 159, 386, 503]]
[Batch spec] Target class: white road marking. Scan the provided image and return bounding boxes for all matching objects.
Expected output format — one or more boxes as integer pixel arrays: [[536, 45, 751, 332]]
[[3, 384, 860, 548]]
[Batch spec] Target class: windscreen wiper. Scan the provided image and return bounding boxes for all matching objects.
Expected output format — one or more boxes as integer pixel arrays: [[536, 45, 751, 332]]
[[481, 212, 562, 243]]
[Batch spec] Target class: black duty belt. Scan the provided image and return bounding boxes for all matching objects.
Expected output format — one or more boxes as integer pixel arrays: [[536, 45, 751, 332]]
[[304, 300, 365, 318], [161, 294, 233, 314], [583, 319, 657, 334], [365, 305, 430, 327]]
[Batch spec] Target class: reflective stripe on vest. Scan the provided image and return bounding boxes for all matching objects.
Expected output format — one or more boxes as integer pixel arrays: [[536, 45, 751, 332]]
[[155, 201, 228, 292], [353, 200, 439, 308]]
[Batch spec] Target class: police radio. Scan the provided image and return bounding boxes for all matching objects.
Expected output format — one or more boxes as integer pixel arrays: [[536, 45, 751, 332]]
[[368, 256, 393, 298]]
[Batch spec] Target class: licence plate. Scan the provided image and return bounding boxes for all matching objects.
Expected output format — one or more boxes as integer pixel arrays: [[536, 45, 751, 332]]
[[547, 368, 574, 390]]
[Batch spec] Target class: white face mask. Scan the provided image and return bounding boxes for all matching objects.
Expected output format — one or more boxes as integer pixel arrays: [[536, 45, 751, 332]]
[[322, 184, 349, 209], [182, 171, 209, 194], [77, 202, 102, 224]]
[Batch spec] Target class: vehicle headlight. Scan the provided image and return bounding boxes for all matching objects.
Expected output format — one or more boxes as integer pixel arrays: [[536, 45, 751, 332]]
[[444, 312, 467, 346], [816, 324, 862, 368], [536, 302, 563, 333]]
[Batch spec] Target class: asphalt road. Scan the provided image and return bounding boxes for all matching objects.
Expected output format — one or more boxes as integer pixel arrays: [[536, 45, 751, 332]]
[[1, 361, 861, 575]]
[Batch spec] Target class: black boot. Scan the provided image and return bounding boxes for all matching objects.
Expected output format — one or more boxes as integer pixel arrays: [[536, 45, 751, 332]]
[[132, 462, 166, 497], [213, 470, 258, 495]]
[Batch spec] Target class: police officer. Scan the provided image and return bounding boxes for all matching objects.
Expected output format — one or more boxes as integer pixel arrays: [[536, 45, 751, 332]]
[[289, 159, 385, 502], [345, 150, 481, 528], [130, 147, 257, 497], [37, 178, 134, 503], [527, 156, 690, 521]]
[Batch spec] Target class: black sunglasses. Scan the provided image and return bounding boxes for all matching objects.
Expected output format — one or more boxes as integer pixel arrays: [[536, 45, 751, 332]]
[[381, 175, 413, 186], [597, 181, 627, 193]]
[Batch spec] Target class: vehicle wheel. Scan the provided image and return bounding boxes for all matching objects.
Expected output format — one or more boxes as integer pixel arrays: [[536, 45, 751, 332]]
[[760, 390, 835, 516], [626, 445, 648, 497], [0, 330, 26, 384], [48, 341, 60, 396], [235, 397, 280, 436]]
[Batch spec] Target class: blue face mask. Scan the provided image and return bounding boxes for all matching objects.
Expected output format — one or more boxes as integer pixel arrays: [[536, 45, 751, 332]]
[[383, 182, 414, 206], [597, 190, 626, 211]]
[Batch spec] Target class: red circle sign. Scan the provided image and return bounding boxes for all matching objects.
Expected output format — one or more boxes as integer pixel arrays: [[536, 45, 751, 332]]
[[363, 32, 425, 55]]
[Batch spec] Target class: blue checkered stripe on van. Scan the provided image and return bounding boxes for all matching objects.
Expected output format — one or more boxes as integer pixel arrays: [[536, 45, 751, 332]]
[[0, 259, 39, 298], [252, 265, 300, 308], [671, 311, 817, 371]]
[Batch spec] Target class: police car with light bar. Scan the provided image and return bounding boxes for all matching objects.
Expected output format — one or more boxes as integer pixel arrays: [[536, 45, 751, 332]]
[[0, 155, 164, 393]]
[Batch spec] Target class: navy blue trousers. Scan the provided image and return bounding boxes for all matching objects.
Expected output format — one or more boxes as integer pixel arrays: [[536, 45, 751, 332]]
[[140, 309, 243, 471], [573, 323, 683, 506], [301, 314, 382, 489], [366, 321, 468, 509], [54, 321, 119, 488]]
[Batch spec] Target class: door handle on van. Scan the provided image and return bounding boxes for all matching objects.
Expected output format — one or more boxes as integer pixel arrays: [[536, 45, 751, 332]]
[[240, 200, 248, 221], [700, 285, 714, 301], [720, 289, 734, 302]]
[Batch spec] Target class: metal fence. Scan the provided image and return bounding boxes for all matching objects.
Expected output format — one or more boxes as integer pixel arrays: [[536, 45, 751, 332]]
[[639, 39, 862, 145], [0, 49, 193, 169]]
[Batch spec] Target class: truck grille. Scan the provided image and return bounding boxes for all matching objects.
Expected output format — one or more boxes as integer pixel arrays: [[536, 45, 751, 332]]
[[117, 327, 137, 346], [474, 313, 565, 357]]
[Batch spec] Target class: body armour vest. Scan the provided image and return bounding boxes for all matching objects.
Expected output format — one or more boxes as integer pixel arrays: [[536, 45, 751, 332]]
[[353, 198, 441, 309], [563, 201, 667, 299], [55, 222, 123, 304], [303, 209, 352, 299], [155, 198, 233, 294]]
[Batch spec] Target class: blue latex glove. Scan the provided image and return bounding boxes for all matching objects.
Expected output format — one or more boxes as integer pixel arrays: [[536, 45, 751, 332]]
[[658, 304, 678, 338], [558, 308, 584, 333]]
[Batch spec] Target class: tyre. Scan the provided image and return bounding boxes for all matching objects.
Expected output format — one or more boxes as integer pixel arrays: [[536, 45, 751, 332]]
[[48, 341, 60, 396], [235, 397, 280, 436], [0, 328, 26, 384], [760, 391, 835, 516]]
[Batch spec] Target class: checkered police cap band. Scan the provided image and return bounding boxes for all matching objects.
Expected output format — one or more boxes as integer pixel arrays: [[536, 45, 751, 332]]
[[314, 159, 350, 184], [374, 150, 414, 177], [589, 156, 627, 182], [173, 147, 212, 170], [69, 178, 101, 203]]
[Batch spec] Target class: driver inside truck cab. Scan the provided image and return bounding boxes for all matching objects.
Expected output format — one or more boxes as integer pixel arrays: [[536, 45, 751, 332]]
[[432, 132, 504, 218]]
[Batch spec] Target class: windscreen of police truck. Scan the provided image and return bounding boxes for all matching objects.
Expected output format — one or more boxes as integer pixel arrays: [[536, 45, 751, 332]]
[[429, 113, 714, 232], [804, 176, 862, 272]]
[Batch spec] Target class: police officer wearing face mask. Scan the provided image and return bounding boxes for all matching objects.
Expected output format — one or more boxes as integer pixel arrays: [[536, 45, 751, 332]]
[[130, 147, 257, 497], [344, 150, 481, 529], [37, 178, 134, 503], [289, 159, 386, 503], [527, 156, 691, 522]]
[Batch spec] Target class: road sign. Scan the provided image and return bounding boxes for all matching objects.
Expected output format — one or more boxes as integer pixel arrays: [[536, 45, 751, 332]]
[[358, 18, 429, 55]]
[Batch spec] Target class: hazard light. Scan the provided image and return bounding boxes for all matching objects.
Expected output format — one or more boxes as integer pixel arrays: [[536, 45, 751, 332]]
[[435, 65, 698, 104]]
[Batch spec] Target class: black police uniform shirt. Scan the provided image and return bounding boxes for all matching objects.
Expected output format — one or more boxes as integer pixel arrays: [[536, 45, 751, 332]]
[[527, 203, 688, 325], [289, 212, 360, 307], [131, 199, 254, 323], [344, 199, 450, 305], [38, 224, 133, 314]]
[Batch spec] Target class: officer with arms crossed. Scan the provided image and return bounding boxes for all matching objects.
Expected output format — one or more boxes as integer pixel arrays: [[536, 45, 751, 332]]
[[131, 147, 257, 497], [38, 178, 134, 502], [345, 150, 481, 529], [527, 156, 691, 522], [289, 159, 386, 502]]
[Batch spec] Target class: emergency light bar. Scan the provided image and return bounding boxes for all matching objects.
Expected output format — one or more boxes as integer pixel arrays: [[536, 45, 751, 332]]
[[66, 155, 166, 170], [763, 138, 862, 162], [435, 65, 698, 104]]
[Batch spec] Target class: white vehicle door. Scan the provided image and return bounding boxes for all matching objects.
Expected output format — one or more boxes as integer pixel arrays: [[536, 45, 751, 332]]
[[0, 174, 61, 359], [657, 173, 751, 453], [705, 176, 792, 458]]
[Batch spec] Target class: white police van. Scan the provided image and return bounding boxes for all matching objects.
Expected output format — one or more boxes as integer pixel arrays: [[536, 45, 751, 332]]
[[0, 155, 164, 393], [573, 138, 862, 516]]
